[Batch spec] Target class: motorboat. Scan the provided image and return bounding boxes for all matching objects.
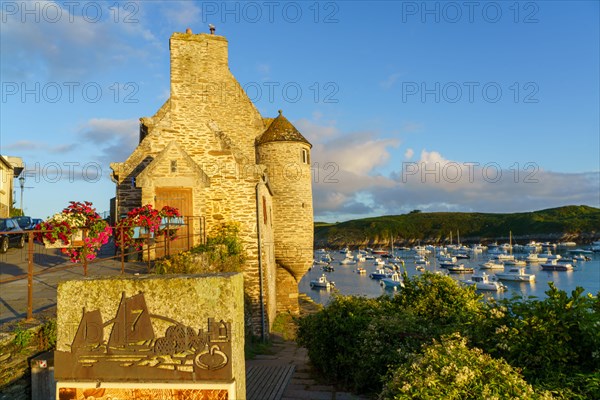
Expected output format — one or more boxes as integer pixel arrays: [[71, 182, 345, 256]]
[[356, 267, 366, 275], [310, 274, 335, 289], [504, 259, 527, 267], [322, 265, 335, 272], [447, 264, 474, 273], [380, 272, 404, 290], [462, 272, 506, 291], [438, 255, 457, 264], [414, 255, 430, 265], [339, 257, 357, 265], [495, 267, 535, 282], [573, 254, 591, 262], [479, 261, 504, 270], [492, 254, 515, 262], [373, 258, 386, 266], [369, 268, 393, 280], [540, 260, 573, 271], [416, 265, 425, 272], [525, 253, 546, 263]]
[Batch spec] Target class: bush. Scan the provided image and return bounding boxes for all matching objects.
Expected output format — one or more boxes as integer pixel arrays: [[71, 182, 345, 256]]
[[297, 295, 384, 391], [153, 222, 245, 274], [379, 333, 550, 400], [473, 283, 600, 399]]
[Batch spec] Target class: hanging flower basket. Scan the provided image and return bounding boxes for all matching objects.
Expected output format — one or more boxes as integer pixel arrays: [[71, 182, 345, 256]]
[[159, 216, 185, 230], [115, 204, 182, 250], [131, 226, 155, 239], [35, 201, 112, 262], [42, 229, 84, 248]]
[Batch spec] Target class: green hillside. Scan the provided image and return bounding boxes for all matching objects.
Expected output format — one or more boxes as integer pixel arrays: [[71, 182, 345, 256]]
[[314, 205, 600, 247]]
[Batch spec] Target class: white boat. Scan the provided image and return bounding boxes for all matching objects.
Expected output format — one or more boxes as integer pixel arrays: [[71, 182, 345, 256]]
[[414, 255, 430, 265], [310, 274, 335, 289], [479, 261, 504, 270], [354, 255, 366, 263], [356, 267, 366, 274], [558, 241, 577, 247], [569, 248, 593, 255], [504, 259, 527, 267], [525, 253, 546, 263], [495, 267, 535, 282], [492, 254, 515, 261], [416, 265, 425, 271], [462, 272, 506, 291], [339, 258, 357, 265], [540, 260, 573, 271], [447, 264, 474, 274], [523, 241, 542, 252], [373, 258, 385, 266], [369, 268, 393, 280], [573, 254, 591, 262], [380, 272, 404, 290], [438, 255, 457, 264]]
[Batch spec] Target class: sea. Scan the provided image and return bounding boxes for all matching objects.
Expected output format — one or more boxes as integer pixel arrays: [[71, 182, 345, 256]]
[[300, 246, 600, 305]]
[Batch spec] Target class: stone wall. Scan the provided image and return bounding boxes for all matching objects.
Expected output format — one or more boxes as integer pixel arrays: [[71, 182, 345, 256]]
[[257, 141, 314, 313]]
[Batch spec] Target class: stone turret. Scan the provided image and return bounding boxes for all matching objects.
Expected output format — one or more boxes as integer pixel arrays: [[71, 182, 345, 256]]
[[256, 111, 313, 313]]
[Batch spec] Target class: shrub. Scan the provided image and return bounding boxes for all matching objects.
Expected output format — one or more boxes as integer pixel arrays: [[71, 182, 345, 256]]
[[379, 333, 550, 400], [297, 295, 384, 391], [153, 222, 245, 274]]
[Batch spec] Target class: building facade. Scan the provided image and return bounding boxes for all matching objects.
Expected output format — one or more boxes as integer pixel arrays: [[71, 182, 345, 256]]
[[110, 30, 314, 336], [0, 156, 13, 218]]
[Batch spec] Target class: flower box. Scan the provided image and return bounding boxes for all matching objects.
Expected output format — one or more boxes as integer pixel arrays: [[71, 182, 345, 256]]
[[43, 229, 84, 248], [131, 226, 154, 239], [159, 216, 184, 230]]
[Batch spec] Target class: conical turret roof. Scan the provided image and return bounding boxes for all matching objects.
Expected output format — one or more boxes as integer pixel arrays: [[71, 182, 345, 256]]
[[256, 110, 312, 147]]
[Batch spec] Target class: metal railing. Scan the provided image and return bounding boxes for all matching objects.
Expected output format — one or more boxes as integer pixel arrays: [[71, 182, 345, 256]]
[[0, 216, 206, 322]]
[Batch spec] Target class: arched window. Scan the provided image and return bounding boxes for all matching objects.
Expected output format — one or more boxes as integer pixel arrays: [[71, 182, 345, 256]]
[[301, 148, 309, 164]]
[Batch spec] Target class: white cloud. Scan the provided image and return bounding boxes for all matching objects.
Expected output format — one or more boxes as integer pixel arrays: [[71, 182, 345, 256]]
[[299, 119, 600, 221], [80, 118, 139, 163], [0, 1, 158, 80], [162, 1, 201, 27]]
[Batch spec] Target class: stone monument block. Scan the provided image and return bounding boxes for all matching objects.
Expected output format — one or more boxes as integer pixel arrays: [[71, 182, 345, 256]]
[[54, 273, 245, 399]]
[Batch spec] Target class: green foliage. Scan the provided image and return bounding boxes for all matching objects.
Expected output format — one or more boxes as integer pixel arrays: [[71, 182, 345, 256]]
[[298, 274, 600, 398], [315, 205, 600, 245], [271, 312, 298, 341], [473, 283, 600, 399], [37, 319, 57, 350], [153, 222, 246, 274], [297, 295, 385, 392], [379, 333, 548, 400], [12, 324, 34, 351]]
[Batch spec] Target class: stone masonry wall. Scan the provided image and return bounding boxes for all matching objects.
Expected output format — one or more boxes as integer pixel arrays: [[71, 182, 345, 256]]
[[257, 141, 314, 313]]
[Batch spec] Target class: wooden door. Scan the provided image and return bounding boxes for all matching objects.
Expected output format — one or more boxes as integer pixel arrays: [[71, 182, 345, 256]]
[[155, 188, 193, 258]]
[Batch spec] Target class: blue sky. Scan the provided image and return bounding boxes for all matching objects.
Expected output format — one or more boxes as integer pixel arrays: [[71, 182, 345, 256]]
[[1, 1, 599, 222]]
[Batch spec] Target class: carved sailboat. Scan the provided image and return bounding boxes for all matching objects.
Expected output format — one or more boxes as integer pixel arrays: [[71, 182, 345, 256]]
[[107, 292, 155, 354], [72, 309, 104, 354]]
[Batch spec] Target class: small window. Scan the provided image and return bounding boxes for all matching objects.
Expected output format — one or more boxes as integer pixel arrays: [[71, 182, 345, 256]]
[[170, 160, 177, 173], [301, 148, 309, 164]]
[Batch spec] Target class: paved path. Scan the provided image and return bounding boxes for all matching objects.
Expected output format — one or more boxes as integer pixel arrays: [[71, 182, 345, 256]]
[[247, 335, 370, 400], [0, 241, 147, 327]]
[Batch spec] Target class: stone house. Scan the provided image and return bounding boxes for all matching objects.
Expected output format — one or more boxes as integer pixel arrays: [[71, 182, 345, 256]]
[[110, 30, 313, 336], [0, 156, 14, 218]]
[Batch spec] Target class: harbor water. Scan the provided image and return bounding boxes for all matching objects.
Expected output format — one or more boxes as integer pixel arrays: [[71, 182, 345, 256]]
[[300, 247, 600, 305]]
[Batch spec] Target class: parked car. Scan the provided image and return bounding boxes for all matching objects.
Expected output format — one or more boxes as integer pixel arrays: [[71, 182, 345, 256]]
[[0, 218, 26, 253], [15, 216, 35, 230]]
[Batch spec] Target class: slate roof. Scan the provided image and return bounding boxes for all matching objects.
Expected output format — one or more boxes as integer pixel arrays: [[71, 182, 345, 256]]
[[256, 110, 311, 147]]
